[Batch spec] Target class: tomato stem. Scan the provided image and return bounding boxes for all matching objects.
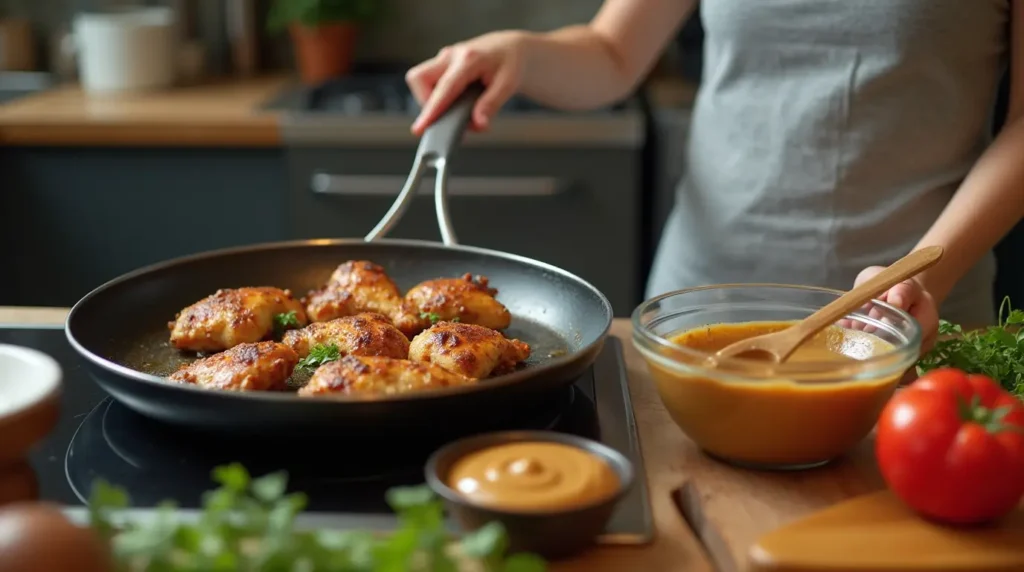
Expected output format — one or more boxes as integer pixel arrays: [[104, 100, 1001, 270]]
[[957, 394, 1024, 434]]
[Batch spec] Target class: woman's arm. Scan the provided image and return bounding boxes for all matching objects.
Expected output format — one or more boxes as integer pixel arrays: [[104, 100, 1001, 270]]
[[912, 0, 1024, 305], [518, 0, 698, 109], [408, 0, 696, 134]]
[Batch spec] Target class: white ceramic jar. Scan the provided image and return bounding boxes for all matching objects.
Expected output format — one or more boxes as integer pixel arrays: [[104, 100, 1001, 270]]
[[74, 7, 177, 95]]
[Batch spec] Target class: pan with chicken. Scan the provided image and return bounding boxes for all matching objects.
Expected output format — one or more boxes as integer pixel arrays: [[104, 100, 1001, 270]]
[[160, 261, 532, 398], [65, 85, 612, 433]]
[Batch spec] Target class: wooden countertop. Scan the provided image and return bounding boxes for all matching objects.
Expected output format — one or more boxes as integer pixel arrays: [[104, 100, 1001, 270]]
[[0, 75, 686, 148], [0, 307, 889, 572], [0, 76, 290, 147]]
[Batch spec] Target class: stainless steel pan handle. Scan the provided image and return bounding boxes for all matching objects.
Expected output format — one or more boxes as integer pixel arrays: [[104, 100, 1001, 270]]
[[364, 82, 484, 246]]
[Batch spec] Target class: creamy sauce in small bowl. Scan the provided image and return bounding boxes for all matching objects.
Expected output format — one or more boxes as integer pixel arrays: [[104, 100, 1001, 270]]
[[425, 431, 634, 559], [447, 441, 621, 512]]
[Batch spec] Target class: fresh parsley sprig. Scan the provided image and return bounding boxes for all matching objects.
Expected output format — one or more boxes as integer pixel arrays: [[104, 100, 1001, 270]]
[[88, 463, 547, 572], [420, 313, 460, 325], [273, 311, 302, 337], [917, 296, 1024, 398], [297, 344, 341, 370]]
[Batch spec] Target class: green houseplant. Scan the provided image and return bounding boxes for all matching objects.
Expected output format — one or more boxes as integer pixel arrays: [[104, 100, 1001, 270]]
[[268, 0, 379, 84]]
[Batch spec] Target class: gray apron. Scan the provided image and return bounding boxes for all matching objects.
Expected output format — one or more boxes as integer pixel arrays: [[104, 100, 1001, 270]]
[[647, 0, 1008, 327]]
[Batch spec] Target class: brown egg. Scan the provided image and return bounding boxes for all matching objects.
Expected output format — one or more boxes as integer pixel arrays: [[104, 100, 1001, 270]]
[[0, 502, 112, 572], [0, 462, 38, 507]]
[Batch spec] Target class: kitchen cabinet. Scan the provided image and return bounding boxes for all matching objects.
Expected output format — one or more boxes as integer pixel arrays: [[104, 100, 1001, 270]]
[[0, 147, 289, 307], [285, 145, 643, 317]]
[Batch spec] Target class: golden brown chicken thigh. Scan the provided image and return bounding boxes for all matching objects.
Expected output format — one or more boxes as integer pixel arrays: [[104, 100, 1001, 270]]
[[304, 260, 403, 322], [168, 287, 308, 353], [297, 355, 475, 397], [282, 312, 409, 359], [393, 273, 512, 337], [168, 341, 298, 391], [408, 322, 531, 379]]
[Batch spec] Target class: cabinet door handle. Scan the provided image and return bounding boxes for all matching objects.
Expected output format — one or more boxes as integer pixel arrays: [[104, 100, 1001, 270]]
[[311, 173, 566, 197]]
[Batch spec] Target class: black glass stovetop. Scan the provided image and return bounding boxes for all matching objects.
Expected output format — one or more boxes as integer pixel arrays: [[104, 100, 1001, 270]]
[[5, 326, 651, 542]]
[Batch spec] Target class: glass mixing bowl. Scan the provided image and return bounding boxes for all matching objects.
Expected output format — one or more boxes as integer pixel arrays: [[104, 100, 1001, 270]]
[[631, 284, 922, 470]]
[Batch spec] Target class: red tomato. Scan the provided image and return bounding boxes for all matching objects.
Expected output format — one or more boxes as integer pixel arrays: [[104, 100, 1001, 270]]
[[875, 367, 1024, 525]]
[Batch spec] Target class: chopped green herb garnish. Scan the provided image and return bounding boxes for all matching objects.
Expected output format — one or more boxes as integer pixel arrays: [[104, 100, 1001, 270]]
[[421, 312, 441, 324], [87, 463, 547, 571], [420, 313, 460, 325], [297, 343, 341, 370], [917, 296, 1024, 398], [273, 310, 302, 335]]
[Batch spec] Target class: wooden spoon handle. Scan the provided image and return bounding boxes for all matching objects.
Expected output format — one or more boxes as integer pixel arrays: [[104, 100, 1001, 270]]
[[782, 246, 944, 350]]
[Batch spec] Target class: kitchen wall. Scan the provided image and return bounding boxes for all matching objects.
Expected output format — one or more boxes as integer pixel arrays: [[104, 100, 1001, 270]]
[[0, 0, 604, 74]]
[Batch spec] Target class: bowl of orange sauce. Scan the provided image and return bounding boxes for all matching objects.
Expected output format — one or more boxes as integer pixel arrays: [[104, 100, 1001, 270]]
[[425, 430, 634, 559], [632, 284, 922, 470]]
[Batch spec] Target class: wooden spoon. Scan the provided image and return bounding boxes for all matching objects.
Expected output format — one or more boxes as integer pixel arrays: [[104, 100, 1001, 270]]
[[711, 246, 944, 364]]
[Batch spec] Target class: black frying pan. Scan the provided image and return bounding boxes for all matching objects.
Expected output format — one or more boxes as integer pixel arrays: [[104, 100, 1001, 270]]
[[64, 85, 613, 437]]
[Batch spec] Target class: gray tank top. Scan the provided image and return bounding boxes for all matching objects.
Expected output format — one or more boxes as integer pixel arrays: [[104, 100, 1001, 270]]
[[647, 0, 1009, 326]]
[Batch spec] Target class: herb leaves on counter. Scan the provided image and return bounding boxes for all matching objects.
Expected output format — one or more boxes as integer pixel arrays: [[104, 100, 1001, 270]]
[[88, 463, 547, 572], [917, 297, 1024, 398], [297, 343, 341, 370]]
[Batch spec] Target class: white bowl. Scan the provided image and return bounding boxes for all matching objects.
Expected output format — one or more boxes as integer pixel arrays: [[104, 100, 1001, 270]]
[[0, 345, 61, 418], [0, 345, 62, 464]]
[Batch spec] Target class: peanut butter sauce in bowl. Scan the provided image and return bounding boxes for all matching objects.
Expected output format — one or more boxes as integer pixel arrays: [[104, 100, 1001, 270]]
[[632, 284, 922, 470], [425, 430, 634, 559]]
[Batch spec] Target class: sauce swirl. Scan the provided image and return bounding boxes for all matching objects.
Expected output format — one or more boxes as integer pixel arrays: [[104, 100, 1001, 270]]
[[447, 441, 620, 512]]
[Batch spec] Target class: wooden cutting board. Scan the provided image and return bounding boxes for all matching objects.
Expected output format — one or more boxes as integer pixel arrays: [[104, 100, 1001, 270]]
[[748, 490, 1024, 572]]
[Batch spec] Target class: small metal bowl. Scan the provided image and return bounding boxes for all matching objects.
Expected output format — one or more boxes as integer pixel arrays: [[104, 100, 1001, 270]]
[[424, 430, 634, 560]]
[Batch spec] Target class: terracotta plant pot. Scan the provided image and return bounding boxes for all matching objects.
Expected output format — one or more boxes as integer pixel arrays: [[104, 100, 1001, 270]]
[[289, 21, 358, 85]]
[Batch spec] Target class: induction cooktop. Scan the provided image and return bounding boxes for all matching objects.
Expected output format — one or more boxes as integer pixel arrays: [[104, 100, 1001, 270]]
[[3, 324, 652, 544]]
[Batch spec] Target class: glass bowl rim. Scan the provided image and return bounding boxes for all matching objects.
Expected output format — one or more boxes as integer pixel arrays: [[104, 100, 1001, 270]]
[[631, 283, 923, 379]]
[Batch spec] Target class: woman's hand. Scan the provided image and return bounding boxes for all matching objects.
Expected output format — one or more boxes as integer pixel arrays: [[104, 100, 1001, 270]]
[[853, 265, 940, 352], [406, 31, 529, 136], [404, 1, 698, 135]]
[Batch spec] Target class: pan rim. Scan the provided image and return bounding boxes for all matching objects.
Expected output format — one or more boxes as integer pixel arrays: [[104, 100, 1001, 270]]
[[64, 237, 614, 404]]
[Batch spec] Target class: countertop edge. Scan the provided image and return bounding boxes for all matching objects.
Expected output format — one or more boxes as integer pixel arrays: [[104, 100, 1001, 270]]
[[0, 77, 693, 148], [0, 122, 283, 147], [0, 76, 289, 148]]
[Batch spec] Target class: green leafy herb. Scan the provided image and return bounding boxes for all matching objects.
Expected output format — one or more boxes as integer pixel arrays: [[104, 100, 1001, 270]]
[[297, 343, 341, 370], [420, 313, 460, 325], [501, 554, 549, 572], [267, 0, 382, 33], [87, 463, 547, 572], [421, 312, 441, 325], [917, 296, 1024, 398], [87, 479, 129, 542], [460, 522, 507, 560], [273, 311, 302, 336]]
